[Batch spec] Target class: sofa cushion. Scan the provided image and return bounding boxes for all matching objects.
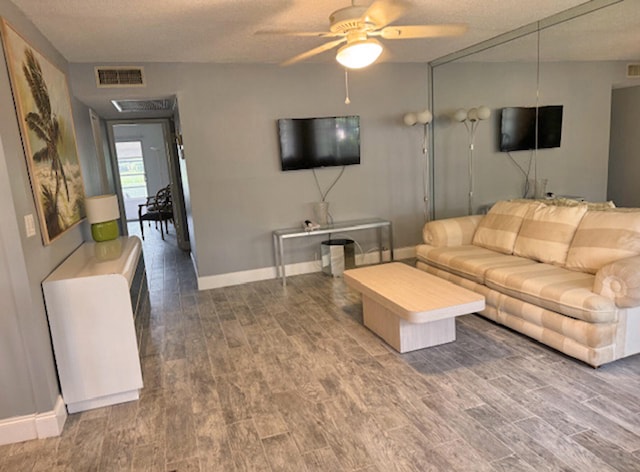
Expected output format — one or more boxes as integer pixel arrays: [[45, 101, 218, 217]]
[[513, 204, 587, 265], [496, 294, 617, 349], [417, 244, 536, 284], [485, 263, 617, 323], [565, 210, 640, 274], [472, 201, 540, 255]]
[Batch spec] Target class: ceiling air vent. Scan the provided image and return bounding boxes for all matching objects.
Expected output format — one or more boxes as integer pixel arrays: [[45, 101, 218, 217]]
[[95, 66, 145, 88], [111, 98, 174, 113], [627, 63, 640, 78]]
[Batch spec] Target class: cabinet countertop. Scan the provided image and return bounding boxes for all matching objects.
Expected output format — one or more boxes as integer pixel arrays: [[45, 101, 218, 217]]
[[43, 236, 142, 286]]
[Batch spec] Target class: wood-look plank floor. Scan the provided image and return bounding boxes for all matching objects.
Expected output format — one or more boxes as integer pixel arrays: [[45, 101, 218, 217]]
[[2, 223, 640, 471]]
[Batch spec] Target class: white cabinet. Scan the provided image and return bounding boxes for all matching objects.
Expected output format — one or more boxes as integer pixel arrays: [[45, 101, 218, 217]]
[[42, 236, 146, 413]]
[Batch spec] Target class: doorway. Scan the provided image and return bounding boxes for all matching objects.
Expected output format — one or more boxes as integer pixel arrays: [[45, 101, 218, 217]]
[[114, 140, 148, 220], [106, 119, 190, 250], [111, 123, 171, 222]]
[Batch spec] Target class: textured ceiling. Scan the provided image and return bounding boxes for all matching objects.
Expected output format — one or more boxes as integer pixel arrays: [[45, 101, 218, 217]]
[[9, 0, 619, 65], [460, 0, 640, 63]]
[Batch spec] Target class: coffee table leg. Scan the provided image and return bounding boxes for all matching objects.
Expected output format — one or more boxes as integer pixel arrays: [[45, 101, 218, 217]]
[[362, 296, 456, 353]]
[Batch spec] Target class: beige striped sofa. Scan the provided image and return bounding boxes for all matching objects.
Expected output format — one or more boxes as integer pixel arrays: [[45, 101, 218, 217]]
[[416, 199, 640, 367]]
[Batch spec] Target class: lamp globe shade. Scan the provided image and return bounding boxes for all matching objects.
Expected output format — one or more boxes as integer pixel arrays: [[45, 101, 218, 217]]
[[403, 112, 417, 126], [467, 107, 479, 122], [416, 110, 433, 124], [336, 39, 383, 69], [453, 108, 467, 122], [477, 106, 491, 120]]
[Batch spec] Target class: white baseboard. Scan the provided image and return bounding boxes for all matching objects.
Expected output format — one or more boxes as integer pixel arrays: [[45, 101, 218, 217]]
[[0, 395, 67, 446], [197, 246, 416, 290], [35, 396, 67, 438]]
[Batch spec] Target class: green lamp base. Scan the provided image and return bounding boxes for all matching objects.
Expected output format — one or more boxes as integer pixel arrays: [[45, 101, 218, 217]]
[[91, 220, 119, 242]]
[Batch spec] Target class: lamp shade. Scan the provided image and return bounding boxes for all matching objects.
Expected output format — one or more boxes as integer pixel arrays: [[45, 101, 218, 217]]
[[336, 39, 383, 69], [453, 108, 468, 122], [403, 112, 417, 126], [477, 106, 491, 120], [85, 194, 120, 224], [416, 110, 433, 124]]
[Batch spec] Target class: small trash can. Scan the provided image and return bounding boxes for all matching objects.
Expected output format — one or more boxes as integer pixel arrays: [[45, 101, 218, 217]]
[[321, 239, 355, 277]]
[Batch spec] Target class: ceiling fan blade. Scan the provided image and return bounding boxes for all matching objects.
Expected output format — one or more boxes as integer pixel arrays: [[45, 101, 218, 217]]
[[380, 24, 468, 39], [280, 38, 346, 66], [255, 30, 341, 38], [362, 0, 408, 29]]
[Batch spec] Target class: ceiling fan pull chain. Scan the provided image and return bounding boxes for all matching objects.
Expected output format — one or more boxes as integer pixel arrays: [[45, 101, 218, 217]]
[[344, 68, 351, 104]]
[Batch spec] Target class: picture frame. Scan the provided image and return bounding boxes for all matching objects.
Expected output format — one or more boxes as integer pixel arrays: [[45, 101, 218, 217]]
[[1, 18, 85, 245]]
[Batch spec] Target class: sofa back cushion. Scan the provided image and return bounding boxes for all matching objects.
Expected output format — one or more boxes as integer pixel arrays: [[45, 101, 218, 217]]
[[510, 198, 615, 211], [565, 210, 640, 274], [472, 201, 539, 254], [513, 204, 587, 265]]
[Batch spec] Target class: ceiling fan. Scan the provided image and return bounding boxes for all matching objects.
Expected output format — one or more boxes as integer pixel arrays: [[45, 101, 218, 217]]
[[257, 0, 468, 69]]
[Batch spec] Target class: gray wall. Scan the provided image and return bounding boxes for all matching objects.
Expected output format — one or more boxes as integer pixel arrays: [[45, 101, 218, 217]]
[[0, 136, 36, 419], [70, 62, 429, 278], [179, 64, 427, 276], [432, 61, 620, 218], [0, 3, 98, 419], [608, 86, 640, 207]]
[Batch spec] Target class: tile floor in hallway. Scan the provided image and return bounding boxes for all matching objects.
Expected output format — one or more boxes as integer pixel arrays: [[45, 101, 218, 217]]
[[2, 221, 640, 471]]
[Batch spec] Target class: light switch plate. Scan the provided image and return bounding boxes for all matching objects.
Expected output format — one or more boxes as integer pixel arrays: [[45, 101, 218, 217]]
[[24, 214, 36, 237]]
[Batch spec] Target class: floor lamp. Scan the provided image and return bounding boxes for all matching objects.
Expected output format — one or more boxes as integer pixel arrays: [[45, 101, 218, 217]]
[[454, 106, 491, 214], [404, 110, 433, 222]]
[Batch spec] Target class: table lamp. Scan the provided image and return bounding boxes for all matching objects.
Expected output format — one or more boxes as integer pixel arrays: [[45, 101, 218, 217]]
[[85, 194, 120, 242]]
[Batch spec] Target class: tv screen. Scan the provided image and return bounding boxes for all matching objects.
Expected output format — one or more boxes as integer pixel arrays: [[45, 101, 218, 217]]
[[278, 116, 360, 171], [500, 105, 563, 152]]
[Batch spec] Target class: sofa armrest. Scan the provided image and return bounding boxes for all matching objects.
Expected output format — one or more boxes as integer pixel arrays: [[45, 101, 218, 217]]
[[594, 255, 640, 308], [422, 215, 484, 247]]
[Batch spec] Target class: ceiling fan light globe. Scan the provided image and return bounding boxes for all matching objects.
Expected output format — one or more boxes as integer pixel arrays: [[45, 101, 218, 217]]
[[336, 39, 383, 69]]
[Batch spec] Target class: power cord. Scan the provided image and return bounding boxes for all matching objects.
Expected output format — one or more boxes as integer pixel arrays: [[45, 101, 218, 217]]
[[507, 150, 534, 197], [312, 166, 347, 202]]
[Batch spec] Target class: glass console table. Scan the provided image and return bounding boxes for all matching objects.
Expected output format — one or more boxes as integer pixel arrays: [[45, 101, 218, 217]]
[[273, 217, 394, 286]]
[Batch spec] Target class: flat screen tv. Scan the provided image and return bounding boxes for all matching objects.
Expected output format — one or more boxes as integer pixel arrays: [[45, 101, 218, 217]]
[[278, 116, 360, 171], [500, 105, 563, 152]]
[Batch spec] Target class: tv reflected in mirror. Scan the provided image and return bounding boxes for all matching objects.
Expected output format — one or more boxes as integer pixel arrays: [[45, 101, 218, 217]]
[[500, 106, 563, 152]]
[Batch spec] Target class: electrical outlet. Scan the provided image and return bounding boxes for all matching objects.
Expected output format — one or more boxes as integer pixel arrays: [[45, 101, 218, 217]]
[[24, 214, 36, 237]]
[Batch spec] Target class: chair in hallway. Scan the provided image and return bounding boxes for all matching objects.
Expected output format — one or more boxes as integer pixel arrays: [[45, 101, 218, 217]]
[[138, 184, 173, 240]]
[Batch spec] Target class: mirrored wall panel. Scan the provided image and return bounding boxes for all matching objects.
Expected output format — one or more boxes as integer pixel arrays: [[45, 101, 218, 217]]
[[430, 0, 640, 218]]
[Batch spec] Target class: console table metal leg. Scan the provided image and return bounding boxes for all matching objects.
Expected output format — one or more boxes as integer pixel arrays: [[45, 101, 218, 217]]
[[389, 222, 394, 261], [279, 237, 286, 287], [377, 227, 383, 263], [273, 234, 280, 278]]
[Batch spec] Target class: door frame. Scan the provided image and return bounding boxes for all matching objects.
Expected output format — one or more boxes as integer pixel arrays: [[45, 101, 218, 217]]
[[105, 118, 189, 248]]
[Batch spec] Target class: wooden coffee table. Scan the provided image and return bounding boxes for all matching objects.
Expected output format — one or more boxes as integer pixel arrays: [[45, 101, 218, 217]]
[[344, 263, 485, 353]]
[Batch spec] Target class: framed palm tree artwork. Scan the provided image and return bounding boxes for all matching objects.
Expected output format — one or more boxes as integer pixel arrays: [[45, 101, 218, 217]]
[[1, 19, 85, 245]]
